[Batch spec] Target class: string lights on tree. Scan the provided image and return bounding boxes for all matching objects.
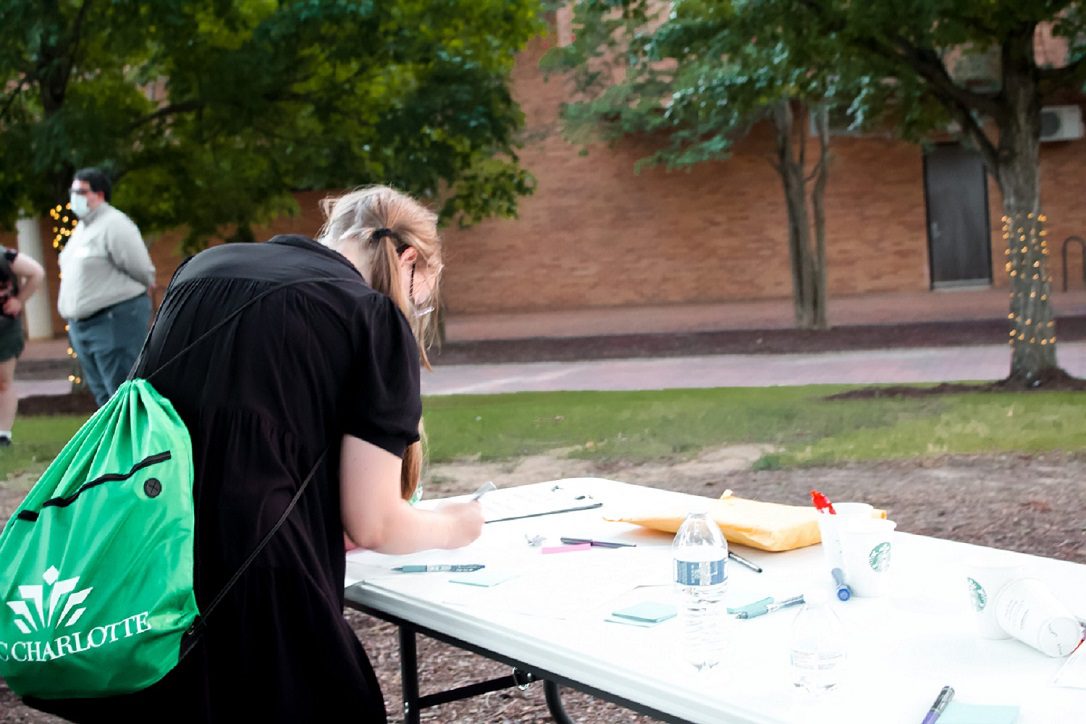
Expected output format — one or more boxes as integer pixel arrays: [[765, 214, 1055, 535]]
[[48, 202, 83, 388], [1001, 211, 1056, 359]]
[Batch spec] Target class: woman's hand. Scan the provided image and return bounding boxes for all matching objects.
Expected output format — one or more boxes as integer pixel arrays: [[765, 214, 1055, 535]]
[[435, 500, 485, 548], [341, 435, 484, 554]]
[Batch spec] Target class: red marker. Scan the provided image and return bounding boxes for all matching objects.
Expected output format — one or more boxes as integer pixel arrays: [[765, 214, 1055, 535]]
[[810, 489, 837, 515]]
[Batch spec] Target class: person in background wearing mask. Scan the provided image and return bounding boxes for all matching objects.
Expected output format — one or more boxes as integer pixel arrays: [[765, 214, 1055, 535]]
[[58, 167, 156, 406], [0, 246, 45, 446]]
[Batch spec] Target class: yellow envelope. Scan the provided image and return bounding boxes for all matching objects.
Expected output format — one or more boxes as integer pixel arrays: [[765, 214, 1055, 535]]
[[605, 490, 886, 552]]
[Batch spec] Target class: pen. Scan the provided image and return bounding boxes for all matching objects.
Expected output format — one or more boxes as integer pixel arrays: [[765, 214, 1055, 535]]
[[920, 685, 954, 724], [559, 537, 636, 548], [732, 594, 805, 619], [832, 567, 852, 601], [471, 481, 497, 501], [392, 564, 486, 573], [728, 550, 763, 573], [762, 594, 805, 615]]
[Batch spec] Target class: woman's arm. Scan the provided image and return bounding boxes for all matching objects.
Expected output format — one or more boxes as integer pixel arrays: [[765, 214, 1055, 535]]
[[4, 253, 45, 317], [340, 434, 483, 554]]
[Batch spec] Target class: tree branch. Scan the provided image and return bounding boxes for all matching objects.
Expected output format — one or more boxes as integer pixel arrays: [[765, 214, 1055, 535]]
[[797, 101, 807, 171], [1038, 53, 1086, 94], [126, 100, 205, 132], [883, 39, 1005, 122], [0, 76, 29, 124], [798, 0, 1005, 123], [953, 106, 1000, 172], [61, 0, 94, 92]]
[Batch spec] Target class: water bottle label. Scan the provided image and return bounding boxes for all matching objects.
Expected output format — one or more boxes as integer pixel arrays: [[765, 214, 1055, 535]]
[[675, 559, 726, 586]]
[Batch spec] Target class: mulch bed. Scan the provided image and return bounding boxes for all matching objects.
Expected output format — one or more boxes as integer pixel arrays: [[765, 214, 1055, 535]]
[[428, 315, 1086, 365], [826, 367, 1086, 399], [17, 391, 97, 417]]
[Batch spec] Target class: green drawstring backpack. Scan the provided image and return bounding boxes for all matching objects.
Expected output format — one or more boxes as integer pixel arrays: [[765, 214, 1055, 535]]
[[0, 277, 334, 700], [0, 380, 197, 698]]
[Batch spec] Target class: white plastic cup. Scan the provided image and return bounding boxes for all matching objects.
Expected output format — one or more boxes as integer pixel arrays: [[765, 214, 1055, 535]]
[[994, 578, 1084, 657], [837, 517, 896, 597], [962, 556, 1024, 639], [816, 502, 875, 572]]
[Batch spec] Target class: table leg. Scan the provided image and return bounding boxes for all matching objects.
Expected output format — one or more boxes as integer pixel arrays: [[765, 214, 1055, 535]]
[[399, 627, 421, 724], [544, 680, 575, 724]]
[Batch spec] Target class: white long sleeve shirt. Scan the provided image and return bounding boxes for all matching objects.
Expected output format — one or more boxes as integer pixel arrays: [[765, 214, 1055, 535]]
[[57, 203, 156, 320]]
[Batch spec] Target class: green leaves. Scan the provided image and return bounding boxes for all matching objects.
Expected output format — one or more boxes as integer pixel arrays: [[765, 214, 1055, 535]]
[[0, 0, 545, 248], [549, 1, 879, 172]]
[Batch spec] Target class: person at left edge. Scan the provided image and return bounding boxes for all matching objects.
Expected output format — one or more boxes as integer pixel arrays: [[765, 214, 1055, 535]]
[[0, 245, 45, 446], [57, 167, 156, 406]]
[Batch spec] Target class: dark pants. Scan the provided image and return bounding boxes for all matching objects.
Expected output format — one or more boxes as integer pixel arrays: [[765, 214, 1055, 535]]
[[68, 294, 152, 406]]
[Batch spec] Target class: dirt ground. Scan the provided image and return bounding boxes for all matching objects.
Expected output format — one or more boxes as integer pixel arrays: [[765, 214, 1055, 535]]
[[3, 446, 1085, 723]]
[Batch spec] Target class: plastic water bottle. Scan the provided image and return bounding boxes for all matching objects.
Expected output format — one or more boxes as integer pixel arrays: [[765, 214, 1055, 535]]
[[672, 511, 728, 671], [789, 589, 846, 694]]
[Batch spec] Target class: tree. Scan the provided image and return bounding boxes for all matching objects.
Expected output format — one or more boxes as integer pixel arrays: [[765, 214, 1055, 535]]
[[552, 2, 1086, 383], [771, 0, 1086, 385], [545, 1, 873, 329], [0, 0, 544, 251]]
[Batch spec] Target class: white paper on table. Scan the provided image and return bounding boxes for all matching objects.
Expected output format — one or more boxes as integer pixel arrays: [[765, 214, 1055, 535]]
[[365, 545, 672, 621], [1053, 641, 1086, 688], [480, 483, 602, 523]]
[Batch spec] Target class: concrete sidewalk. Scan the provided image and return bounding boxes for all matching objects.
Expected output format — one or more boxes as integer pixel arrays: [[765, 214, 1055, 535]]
[[420, 342, 1086, 395], [443, 287, 1086, 341]]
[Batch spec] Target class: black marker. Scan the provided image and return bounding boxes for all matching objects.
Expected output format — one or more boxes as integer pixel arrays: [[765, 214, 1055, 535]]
[[728, 551, 763, 573]]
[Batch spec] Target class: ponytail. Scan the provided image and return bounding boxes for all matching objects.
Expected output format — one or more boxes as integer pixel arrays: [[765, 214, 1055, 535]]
[[317, 186, 442, 502]]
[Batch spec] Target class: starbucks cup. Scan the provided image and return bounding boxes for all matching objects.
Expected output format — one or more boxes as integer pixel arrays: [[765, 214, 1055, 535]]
[[962, 556, 1024, 639], [817, 502, 876, 571], [837, 517, 896, 597], [994, 578, 1084, 657]]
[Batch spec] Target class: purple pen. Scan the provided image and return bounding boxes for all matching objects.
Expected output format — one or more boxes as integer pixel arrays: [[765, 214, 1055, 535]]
[[920, 685, 954, 724]]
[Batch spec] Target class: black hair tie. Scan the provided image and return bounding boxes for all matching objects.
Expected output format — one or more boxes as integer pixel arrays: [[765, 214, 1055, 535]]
[[371, 228, 409, 254]]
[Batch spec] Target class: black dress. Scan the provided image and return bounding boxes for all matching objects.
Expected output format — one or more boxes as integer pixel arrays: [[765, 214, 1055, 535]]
[[35, 235, 421, 722]]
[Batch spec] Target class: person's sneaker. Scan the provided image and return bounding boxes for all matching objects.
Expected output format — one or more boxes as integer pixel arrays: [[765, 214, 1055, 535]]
[[0, 435, 11, 447]]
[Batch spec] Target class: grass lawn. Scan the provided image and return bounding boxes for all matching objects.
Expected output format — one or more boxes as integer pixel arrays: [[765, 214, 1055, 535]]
[[424, 386, 1086, 466], [0, 415, 87, 482], [3, 385, 1085, 483]]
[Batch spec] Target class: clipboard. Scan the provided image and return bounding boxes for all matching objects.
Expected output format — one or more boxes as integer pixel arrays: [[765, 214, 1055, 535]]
[[481, 485, 602, 524]]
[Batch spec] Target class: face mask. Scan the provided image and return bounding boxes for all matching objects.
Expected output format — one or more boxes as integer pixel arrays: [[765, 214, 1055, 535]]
[[70, 193, 90, 218]]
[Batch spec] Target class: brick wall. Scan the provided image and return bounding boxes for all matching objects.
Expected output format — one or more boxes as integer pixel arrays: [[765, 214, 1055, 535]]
[[436, 36, 931, 314]]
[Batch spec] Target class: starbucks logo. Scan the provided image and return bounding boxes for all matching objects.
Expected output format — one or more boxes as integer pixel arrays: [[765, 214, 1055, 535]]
[[868, 542, 891, 572], [967, 577, 987, 612]]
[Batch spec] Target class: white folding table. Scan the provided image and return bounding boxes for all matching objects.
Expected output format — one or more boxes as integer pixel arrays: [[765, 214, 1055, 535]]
[[344, 478, 1086, 723]]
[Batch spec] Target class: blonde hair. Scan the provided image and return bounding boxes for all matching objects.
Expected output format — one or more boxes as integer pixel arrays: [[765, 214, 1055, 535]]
[[317, 186, 442, 503]]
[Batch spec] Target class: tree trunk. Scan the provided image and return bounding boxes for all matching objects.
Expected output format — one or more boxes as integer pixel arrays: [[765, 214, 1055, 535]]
[[772, 100, 819, 330], [809, 103, 830, 330], [995, 33, 1059, 385]]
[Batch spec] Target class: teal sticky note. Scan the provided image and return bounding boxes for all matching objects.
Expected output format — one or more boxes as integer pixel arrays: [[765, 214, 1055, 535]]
[[611, 601, 677, 624], [938, 702, 1020, 724], [449, 570, 515, 587]]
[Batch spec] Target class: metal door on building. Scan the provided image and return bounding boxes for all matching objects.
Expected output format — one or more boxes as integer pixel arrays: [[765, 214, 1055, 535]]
[[923, 144, 993, 288]]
